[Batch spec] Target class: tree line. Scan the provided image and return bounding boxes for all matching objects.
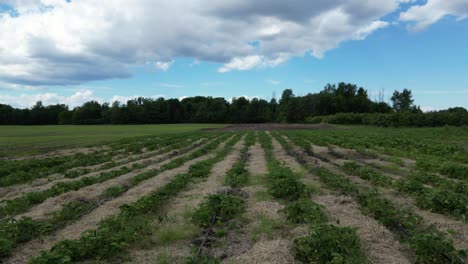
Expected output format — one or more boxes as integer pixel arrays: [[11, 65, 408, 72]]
[[0, 82, 466, 126]]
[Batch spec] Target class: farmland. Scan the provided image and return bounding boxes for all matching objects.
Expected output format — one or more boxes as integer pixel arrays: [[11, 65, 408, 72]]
[[0, 125, 466, 264]]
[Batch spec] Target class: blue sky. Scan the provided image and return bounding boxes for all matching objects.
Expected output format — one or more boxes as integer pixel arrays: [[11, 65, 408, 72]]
[[0, 0, 467, 111]]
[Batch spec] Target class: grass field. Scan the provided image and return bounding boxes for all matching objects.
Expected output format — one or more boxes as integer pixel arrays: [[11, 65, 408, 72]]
[[0, 125, 466, 263], [0, 124, 224, 157]]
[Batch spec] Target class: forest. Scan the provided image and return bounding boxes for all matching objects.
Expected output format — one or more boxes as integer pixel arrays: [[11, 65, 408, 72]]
[[0, 82, 466, 127]]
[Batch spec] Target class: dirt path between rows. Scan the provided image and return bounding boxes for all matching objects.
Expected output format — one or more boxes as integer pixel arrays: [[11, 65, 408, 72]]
[[277, 136, 412, 264], [1, 146, 108, 161], [5, 138, 230, 264], [269, 136, 302, 173], [125, 138, 246, 263], [301, 140, 468, 251], [224, 142, 297, 264], [0, 139, 204, 202], [289, 135, 468, 252], [0, 146, 154, 199], [14, 139, 212, 221]]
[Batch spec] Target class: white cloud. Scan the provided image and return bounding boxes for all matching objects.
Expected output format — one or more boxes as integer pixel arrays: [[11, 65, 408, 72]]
[[219, 55, 263, 73], [154, 61, 173, 71], [0, 89, 102, 108], [267, 79, 281, 85], [399, 0, 468, 31], [0, 0, 399, 86], [420, 106, 439, 112]]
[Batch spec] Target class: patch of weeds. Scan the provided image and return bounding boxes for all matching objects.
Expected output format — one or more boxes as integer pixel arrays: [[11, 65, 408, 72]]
[[51, 201, 94, 224], [388, 156, 405, 166], [254, 190, 273, 201], [251, 215, 284, 241], [294, 224, 367, 264], [0, 238, 13, 258], [181, 206, 196, 220], [283, 199, 328, 224], [186, 255, 221, 264], [248, 174, 267, 186], [191, 194, 245, 228], [101, 185, 128, 198], [153, 223, 199, 245], [214, 229, 228, 238], [305, 183, 321, 195]]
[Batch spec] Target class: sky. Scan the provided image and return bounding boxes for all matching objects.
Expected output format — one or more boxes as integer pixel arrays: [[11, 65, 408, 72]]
[[0, 0, 467, 111]]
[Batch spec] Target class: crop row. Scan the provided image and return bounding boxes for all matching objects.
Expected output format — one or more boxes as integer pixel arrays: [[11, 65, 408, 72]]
[[343, 162, 468, 221], [0, 133, 201, 186], [0, 134, 216, 218], [26, 133, 243, 263], [275, 132, 466, 263], [280, 130, 467, 222], [189, 133, 254, 262], [60, 132, 208, 180], [258, 132, 368, 263], [284, 130, 468, 180], [0, 133, 234, 259]]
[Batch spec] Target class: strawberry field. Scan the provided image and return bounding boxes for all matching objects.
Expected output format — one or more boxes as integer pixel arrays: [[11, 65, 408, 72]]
[[0, 125, 466, 264]]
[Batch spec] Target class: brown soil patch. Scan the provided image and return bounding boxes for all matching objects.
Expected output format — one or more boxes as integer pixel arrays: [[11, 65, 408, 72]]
[[247, 143, 268, 176], [270, 136, 302, 173], [225, 239, 298, 264], [5, 139, 229, 264], [206, 123, 337, 131]]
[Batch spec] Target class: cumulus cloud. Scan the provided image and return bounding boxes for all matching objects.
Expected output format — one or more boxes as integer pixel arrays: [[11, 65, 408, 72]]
[[154, 61, 173, 72], [400, 0, 468, 31], [0, 89, 102, 108], [0, 0, 399, 86]]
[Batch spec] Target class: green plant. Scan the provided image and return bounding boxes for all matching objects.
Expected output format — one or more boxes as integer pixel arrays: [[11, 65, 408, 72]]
[[410, 232, 466, 264], [283, 199, 328, 224], [268, 176, 307, 201], [191, 194, 245, 228], [294, 224, 367, 264], [225, 162, 249, 187], [0, 238, 13, 258]]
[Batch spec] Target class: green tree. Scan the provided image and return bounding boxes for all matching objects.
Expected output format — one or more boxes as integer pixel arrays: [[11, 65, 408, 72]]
[[391, 89, 414, 112]]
